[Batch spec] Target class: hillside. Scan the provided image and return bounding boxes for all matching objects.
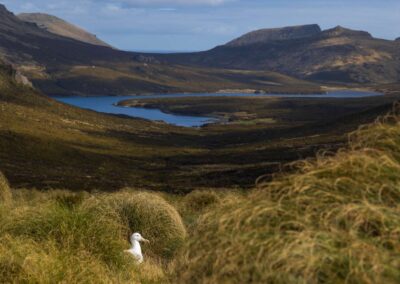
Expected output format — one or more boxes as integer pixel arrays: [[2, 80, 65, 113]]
[[176, 105, 400, 283], [226, 24, 322, 47], [158, 25, 400, 84], [2, 58, 397, 191], [1, 68, 400, 283], [18, 13, 112, 48], [0, 4, 321, 96]]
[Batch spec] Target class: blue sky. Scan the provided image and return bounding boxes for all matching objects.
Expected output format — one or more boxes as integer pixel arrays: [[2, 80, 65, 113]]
[[2, 0, 400, 52]]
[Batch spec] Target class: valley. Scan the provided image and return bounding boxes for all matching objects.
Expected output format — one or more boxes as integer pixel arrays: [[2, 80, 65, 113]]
[[0, 2, 399, 283]]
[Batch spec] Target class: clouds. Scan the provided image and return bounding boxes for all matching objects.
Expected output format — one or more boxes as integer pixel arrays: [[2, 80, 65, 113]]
[[2, 0, 399, 52]]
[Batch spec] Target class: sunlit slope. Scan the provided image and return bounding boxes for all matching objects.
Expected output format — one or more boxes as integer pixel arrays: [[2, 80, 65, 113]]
[[0, 61, 203, 190], [175, 107, 400, 283], [18, 13, 112, 48]]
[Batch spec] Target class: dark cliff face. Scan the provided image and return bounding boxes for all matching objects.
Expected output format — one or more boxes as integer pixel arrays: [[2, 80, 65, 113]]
[[226, 24, 322, 47]]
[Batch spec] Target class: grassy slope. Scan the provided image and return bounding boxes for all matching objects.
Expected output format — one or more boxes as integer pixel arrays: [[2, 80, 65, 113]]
[[1, 92, 400, 283], [33, 62, 322, 96], [175, 103, 400, 284], [1, 61, 399, 191], [118, 93, 398, 125]]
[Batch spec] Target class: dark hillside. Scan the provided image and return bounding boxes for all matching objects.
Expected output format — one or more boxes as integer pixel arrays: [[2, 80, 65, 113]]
[[157, 25, 400, 84]]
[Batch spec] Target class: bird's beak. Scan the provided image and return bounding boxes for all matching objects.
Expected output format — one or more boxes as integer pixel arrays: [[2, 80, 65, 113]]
[[142, 238, 150, 243]]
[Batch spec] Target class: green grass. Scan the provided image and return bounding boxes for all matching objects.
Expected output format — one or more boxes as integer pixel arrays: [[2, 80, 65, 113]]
[[0, 189, 179, 283]]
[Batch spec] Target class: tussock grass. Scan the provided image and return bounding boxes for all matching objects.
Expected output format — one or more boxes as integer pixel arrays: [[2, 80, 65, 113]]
[[0, 189, 175, 283], [182, 190, 220, 214], [3, 201, 128, 268], [0, 172, 11, 204], [0, 235, 117, 283], [174, 109, 400, 283], [85, 190, 187, 260]]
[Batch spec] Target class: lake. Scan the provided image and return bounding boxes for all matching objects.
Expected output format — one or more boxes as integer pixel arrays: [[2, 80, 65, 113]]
[[55, 90, 382, 127]]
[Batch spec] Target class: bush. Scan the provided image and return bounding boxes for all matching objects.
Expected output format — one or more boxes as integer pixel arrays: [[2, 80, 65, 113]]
[[87, 190, 187, 260], [174, 113, 400, 283], [0, 172, 11, 204]]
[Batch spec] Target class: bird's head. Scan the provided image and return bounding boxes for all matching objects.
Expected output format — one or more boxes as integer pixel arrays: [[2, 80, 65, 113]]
[[131, 232, 150, 243]]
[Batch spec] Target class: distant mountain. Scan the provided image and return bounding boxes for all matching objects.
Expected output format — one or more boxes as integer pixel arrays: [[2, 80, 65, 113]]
[[158, 25, 400, 84], [18, 13, 112, 48], [226, 24, 321, 47], [0, 4, 127, 67], [0, 4, 315, 96]]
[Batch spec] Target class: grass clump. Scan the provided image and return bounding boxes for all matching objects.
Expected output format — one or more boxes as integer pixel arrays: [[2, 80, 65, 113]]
[[182, 190, 220, 214], [3, 199, 128, 269], [174, 111, 400, 283], [0, 172, 11, 204], [87, 190, 187, 260], [0, 190, 171, 283], [0, 235, 116, 283]]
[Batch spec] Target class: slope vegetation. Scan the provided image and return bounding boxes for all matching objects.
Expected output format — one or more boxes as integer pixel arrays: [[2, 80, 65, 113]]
[[1, 96, 400, 283], [175, 107, 400, 283]]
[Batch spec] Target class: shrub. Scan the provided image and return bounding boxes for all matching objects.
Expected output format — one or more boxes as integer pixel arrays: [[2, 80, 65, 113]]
[[174, 113, 400, 283], [0, 172, 11, 204], [88, 190, 187, 260]]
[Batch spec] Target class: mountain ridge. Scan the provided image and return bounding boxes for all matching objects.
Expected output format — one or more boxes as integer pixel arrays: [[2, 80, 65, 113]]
[[17, 13, 112, 48], [157, 25, 400, 84], [226, 24, 322, 46]]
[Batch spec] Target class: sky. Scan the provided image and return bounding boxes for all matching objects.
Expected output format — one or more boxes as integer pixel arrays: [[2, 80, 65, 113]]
[[2, 0, 400, 52]]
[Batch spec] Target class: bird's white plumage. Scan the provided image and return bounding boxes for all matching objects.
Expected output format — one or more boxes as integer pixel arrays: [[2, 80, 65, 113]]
[[125, 232, 149, 263]]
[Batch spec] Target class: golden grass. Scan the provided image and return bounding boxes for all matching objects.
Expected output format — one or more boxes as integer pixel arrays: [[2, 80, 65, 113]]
[[174, 109, 400, 283], [0, 190, 179, 283], [84, 190, 187, 260], [0, 172, 11, 204], [182, 190, 220, 214]]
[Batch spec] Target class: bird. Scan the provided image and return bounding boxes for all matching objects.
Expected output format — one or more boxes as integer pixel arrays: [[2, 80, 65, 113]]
[[125, 232, 150, 263]]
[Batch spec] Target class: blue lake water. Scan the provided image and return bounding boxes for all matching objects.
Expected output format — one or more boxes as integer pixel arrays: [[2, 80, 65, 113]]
[[55, 90, 382, 127]]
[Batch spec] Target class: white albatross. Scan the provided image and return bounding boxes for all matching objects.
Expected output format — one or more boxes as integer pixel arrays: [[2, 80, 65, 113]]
[[125, 232, 150, 263]]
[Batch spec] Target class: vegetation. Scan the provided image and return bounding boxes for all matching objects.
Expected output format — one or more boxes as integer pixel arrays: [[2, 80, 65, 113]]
[[174, 108, 400, 284], [0, 172, 11, 204], [0, 33, 400, 281], [3, 57, 398, 192], [0, 189, 179, 283], [86, 190, 187, 260], [2, 104, 400, 283]]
